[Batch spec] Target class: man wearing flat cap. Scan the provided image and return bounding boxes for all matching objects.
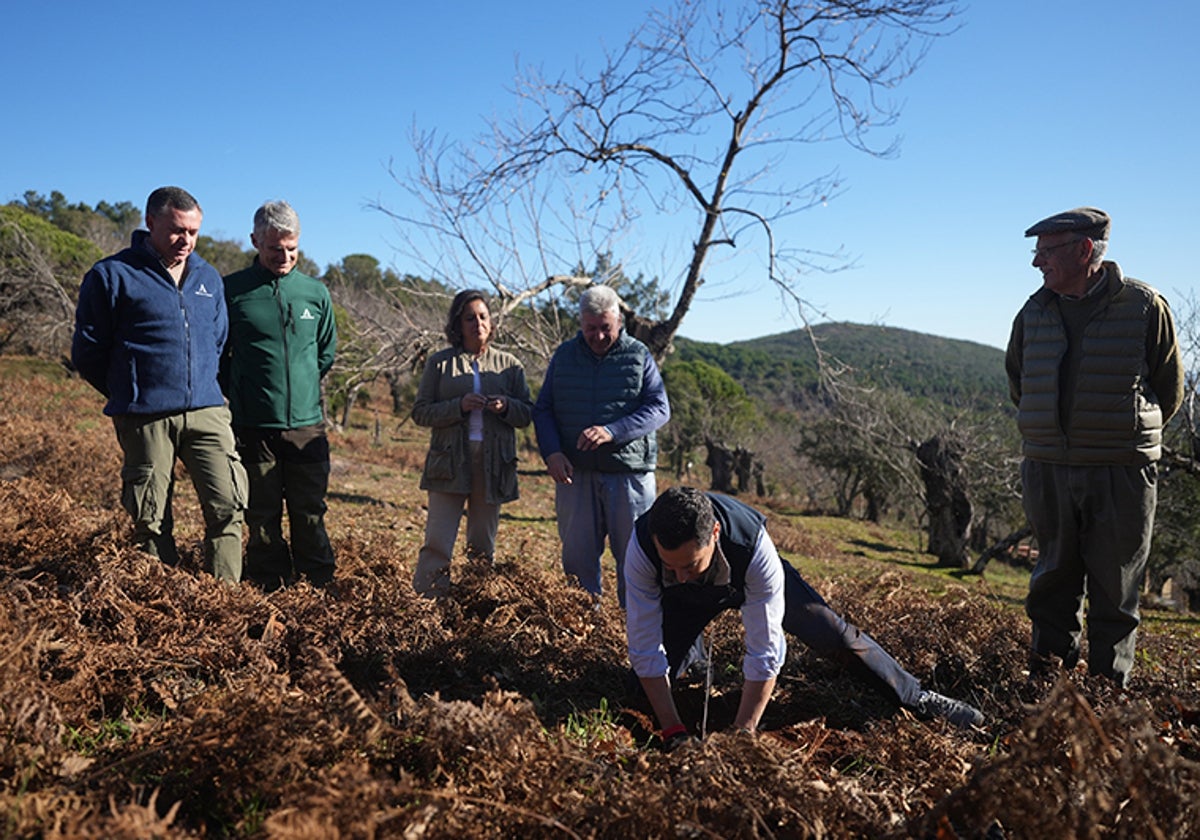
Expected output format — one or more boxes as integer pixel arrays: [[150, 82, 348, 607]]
[[1006, 206, 1184, 688]]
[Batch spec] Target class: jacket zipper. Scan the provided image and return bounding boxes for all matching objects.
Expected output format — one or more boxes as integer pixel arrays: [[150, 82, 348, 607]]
[[274, 278, 293, 427], [178, 281, 192, 406]]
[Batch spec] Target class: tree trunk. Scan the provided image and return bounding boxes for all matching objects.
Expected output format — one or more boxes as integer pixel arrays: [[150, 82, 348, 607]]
[[970, 525, 1033, 574], [384, 368, 408, 416], [705, 441, 737, 494], [916, 435, 973, 568], [340, 383, 363, 430], [733, 447, 753, 495]]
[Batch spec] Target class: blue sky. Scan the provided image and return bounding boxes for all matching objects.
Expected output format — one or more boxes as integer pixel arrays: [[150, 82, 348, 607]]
[[3, 1, 1197, 351]]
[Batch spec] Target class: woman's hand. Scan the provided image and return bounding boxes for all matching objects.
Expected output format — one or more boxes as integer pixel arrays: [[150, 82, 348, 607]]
[[484, 394, 508, 414], [460, 392, 488, 412]]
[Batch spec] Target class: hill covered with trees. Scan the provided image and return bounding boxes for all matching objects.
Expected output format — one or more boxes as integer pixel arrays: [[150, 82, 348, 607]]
[[675, 322, 1009, 411]]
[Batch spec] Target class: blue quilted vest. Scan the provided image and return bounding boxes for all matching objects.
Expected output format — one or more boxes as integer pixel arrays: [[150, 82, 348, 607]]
[[550, 332, 658, 472]]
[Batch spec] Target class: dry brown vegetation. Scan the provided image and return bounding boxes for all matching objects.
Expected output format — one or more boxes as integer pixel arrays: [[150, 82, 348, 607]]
[[1, 355, 1198, 839]]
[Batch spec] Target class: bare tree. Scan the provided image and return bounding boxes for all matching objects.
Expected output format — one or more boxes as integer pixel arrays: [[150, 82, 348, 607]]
[[795, 382, 932, 519], [323, 276, 444, 430], [0, 214, 82, 357], [384, 0, 960, 360], [1150, 290, 1200, 607], [1169, 290, 1200, 461]]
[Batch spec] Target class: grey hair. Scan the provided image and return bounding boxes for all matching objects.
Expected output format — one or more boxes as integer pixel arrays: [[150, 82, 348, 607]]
[[253, 200, 301, 238], [146, 186, 200, 220], [579, 285, 620, 317], [1088, 238, 1108, 268]]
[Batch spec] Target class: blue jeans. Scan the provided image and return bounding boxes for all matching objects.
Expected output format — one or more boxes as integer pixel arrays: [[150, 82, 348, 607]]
[[555, 469, 656, 607]]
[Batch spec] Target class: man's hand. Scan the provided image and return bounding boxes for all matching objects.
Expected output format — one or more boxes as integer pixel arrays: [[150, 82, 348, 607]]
[[546, 452, 574, 485], [660, 724, 699, 753], [576, 425, 613, 451], [732, 678, 776, 733]]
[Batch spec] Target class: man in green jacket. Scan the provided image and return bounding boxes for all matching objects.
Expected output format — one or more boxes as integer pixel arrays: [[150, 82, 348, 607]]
[[1006, 206, 1184, 687], [222, 201, 338, 589]]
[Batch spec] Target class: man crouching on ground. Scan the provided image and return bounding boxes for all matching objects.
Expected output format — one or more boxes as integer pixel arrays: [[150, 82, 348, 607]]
[[625, 486, 984, 749]]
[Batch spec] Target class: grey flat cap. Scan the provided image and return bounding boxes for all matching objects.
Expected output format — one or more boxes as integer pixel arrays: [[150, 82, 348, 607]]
[[1024, 206, 1111, 239]]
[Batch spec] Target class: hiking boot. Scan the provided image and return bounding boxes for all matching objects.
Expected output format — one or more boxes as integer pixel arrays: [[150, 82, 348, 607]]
[[913, 690, 984, 729]]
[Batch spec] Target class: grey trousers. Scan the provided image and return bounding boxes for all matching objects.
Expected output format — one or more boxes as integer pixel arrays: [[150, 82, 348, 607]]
[[555, 469, 656, 608], [1021, 459, 1157, 686]]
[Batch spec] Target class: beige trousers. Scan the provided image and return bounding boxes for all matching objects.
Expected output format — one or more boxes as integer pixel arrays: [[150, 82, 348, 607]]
[[413, 441, 499, 597]]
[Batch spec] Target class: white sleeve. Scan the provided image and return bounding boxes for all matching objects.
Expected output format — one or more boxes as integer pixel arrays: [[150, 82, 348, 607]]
[[740, 529, 788, 681], [623, 531, 671, 678]]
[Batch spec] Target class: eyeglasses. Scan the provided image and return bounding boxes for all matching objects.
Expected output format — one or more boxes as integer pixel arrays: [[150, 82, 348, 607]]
[[1031, 239, 1083, 259]]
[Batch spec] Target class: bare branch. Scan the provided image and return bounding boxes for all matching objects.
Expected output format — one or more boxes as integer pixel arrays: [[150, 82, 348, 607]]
[[380, 0, 961, 361]]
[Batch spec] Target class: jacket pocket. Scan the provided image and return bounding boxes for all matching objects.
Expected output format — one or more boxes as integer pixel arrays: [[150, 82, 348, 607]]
[[424, 446, 455, 481], [494, 436, 519, 500]]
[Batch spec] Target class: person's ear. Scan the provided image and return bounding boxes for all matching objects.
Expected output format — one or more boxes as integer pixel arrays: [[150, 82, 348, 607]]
[[1077, 238, 1094, 265]]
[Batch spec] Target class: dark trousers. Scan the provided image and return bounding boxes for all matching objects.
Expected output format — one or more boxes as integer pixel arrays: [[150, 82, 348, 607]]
[[237, 425, 335, 589], [663, 559, 922, 707], [1022, 459, 1156, 687]]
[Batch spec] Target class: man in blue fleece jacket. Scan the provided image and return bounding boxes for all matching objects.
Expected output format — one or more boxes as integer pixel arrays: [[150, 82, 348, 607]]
[[72, 186, 247, 581]]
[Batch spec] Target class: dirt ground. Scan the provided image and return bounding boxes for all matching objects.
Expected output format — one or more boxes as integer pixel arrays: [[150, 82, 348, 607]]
[[1, 359, 1198, 838]]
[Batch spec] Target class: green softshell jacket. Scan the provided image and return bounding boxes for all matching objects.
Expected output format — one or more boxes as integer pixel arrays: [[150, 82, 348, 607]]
[[221, 261, 337, 429]]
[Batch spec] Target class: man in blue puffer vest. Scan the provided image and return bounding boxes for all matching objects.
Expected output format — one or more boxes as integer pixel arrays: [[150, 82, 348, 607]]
[[533, 285, 670, 608], [72, 187, 247, 582]]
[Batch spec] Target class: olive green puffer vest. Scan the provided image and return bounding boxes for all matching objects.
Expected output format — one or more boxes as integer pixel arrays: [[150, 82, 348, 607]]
[[1016, 271, 1163, 465]]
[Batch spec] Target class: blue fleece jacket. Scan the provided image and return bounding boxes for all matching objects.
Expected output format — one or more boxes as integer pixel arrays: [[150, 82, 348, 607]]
[[72, 230, 229, 416]]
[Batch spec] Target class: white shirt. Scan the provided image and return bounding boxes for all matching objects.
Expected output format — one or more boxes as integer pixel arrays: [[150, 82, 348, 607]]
[[624, 526, 787, 682], [468, 359, 484, 442]]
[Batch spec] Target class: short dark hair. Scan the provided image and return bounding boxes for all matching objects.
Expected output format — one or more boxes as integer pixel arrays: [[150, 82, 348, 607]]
[[145, 186, 200, 221], [444, 289, 490, 348], [648, 486, 716, 550]]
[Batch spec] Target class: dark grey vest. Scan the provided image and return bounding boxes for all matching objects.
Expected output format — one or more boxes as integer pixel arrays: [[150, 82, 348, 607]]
[[1016, 268, 1163, 465]]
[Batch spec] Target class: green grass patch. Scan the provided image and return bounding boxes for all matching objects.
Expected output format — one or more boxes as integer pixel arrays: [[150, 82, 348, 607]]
[[0, 355, 70, 380], [560, 697, 621, 746], [780, 512, 1031, 609]]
